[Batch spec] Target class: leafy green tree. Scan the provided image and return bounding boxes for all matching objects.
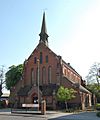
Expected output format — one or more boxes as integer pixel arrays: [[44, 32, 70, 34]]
[[5, 64, 23, 90], [87, 84, 100, 103], [86, 62, 100, 102], [57, 86, 76, 110]]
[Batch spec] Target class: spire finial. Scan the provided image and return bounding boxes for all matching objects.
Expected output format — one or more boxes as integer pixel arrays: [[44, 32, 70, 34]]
[[39, 12, 49, 46]]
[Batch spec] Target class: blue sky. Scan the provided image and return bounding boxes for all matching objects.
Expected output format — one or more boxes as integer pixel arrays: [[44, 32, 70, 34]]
[[0, 0, 100, 83]]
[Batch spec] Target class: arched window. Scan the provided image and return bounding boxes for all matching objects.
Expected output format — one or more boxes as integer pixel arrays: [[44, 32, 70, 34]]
[[31, 68, 34, 85], [45, 55, 48, 63], [40, 52, 42, 64], [34, 57, 37, 64], [42, 67, 46, 84], [48, 66, 52, 84], [36, 67, 38, 86], [36, 67, 40, 86]]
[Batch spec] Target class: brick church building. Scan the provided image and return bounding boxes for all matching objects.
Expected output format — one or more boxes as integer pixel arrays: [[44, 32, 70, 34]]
[[10, 12, 92, 110]]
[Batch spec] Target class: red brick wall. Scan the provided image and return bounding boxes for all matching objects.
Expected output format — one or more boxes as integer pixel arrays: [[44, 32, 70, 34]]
[[23, 43, 60, 87], [62, 64, 81, 84]]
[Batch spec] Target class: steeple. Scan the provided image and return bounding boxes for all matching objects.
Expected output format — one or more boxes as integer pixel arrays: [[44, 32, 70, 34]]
[[39, 12, 49, 46]]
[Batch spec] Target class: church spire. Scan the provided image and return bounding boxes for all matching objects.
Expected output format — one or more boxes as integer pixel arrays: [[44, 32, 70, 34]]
[[39, 12, 49, 46]]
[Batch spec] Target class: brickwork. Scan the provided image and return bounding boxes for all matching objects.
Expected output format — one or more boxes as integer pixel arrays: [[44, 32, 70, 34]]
[[10, 13, 92, 110]]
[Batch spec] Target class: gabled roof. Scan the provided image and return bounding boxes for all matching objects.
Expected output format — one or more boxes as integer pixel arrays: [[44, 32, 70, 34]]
[[24, 13, 82, 78], [27, 42, 58, 61], [26, 42, 82, 78], [63, 76, 91, 94]]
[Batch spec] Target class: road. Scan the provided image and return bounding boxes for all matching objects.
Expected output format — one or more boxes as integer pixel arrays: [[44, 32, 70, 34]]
[[0, 109, 99, 120], [48, 111, 100, 120]]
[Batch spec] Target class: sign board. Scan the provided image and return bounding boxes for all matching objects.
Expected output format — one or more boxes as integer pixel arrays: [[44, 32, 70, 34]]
[[22, 104, 39, 107]]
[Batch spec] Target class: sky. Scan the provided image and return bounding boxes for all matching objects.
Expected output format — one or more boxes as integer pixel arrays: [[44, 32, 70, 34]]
[[0, 0, 100, 90]]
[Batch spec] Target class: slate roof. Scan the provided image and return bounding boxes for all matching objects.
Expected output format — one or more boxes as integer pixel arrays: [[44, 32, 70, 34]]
[[40, 84, 59, 96], [75, 83, 91, 93], [17, 85, 31, 96], [17, 84, 59, 97], [63, 76, 91, 94]]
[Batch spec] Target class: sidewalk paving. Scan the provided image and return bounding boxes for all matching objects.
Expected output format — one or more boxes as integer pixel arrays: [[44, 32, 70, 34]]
[[0, 109, 68, 118], [0, 109, 100, 120], [48, 111, 100, 120]]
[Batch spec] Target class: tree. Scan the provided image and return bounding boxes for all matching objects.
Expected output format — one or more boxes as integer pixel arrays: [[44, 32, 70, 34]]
[[86, 62, 100, 86], [0, 84, 2, 97], [0, 65, 5, 97], [5, 64, 23, 90], [86, 62, 100, 102], [87, 84, 100, 103], [56, 86, 76, 111]]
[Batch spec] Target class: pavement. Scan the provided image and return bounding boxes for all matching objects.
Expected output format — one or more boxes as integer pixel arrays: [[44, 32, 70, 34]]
[[0, 109, 100, 120], [48, 111, 100, 120]]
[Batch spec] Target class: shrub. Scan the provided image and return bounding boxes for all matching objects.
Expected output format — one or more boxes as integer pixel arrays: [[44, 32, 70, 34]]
[[0, 100, 6, 108], [97, 112, 100, 117], [95, 103, 100, 111]]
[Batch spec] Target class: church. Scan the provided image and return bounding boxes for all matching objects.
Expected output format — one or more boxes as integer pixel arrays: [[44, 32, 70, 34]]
[[10, 12, 92, 110]]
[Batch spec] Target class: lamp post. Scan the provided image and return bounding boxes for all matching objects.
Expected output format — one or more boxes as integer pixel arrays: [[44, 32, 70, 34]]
[[37, 59, 40, 108]]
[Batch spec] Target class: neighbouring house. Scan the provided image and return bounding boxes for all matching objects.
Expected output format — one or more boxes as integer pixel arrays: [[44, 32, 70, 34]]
[[0, 93, 9, 107], [9, 12, 94, 110]]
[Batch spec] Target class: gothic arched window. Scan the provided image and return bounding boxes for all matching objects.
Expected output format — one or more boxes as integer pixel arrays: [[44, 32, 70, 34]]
[[36, 67, 38, 86], [40, 52, 42, 64], [42, 67, 46, 84], [48, 66, 52, 84], [31, 68, 34, 85]]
